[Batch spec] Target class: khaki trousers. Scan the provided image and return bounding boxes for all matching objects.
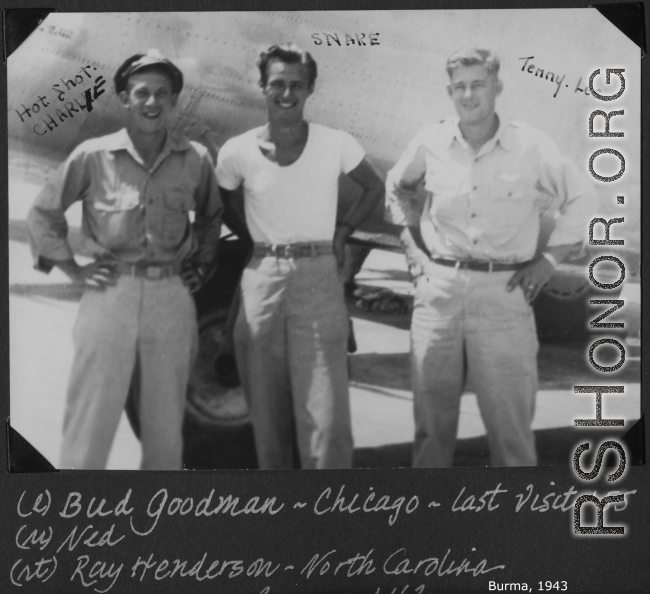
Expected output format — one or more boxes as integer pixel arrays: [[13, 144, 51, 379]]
[[60, 275, 197, 470], [411, 262, 538, 467], [235, 254, 353, 470]]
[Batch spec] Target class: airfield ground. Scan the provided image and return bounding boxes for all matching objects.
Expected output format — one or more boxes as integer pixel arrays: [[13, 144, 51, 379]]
[[8, 175, 641, 470]]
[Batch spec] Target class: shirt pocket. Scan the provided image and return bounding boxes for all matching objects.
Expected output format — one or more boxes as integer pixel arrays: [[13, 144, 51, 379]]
[[92, 189, 141, 212], [88, 189, 141, 250], [481, 176, 533, 234], [162, 185, 194, 245]]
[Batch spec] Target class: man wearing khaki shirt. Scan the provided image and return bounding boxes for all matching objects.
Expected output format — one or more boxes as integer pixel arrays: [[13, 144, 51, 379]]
[[385, 48, 593, 467], [27, 50, 223, 470]]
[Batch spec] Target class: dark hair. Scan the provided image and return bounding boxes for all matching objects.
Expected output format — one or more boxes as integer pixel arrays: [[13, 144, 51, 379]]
[[257, 43, 317, 88], [446, 47, 500, 78]]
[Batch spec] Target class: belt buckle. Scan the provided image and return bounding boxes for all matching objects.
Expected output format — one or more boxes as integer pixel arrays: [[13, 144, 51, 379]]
[[146, 266, 162, 279], [284, 244, 294, 259]]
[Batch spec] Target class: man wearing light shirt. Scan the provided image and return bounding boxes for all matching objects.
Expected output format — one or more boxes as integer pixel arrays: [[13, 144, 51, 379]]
[[385, 47, 593, 467]]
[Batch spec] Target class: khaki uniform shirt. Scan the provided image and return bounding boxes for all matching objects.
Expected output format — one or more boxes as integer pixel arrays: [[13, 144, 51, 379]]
[[27, 128, 223, 271], [385, 117, 593, 262]]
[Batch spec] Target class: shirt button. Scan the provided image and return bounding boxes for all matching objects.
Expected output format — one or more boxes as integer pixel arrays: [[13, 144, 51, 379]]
[[148, 199, 153, 205], [473, 185, 478, 191], [473, 239, 478, 245], [471, 213, 476, 218]]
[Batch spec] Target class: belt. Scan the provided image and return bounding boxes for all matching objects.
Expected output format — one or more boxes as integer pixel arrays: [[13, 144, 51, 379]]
[[113, 261, 182, 280], [253, 242, 333, 259], [431, 258, 529, 272]]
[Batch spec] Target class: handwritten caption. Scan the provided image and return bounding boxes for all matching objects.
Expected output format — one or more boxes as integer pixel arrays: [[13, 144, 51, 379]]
[[311, 32, 380, 46], [10, 483, 634, 591], [14, 64, 106, 136], [518, 56, 603, 99]]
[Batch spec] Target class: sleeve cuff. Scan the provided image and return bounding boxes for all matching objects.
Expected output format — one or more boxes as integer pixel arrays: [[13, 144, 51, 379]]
[[34, 256, 57, 274], [385, 189, 422, 226]]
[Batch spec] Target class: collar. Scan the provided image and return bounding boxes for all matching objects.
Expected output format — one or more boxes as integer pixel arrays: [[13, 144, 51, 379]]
[[492, 116, 514, 151], [106, 128, 192, 154], [448, 115, 514, 152], [106, 128, 192, 169]]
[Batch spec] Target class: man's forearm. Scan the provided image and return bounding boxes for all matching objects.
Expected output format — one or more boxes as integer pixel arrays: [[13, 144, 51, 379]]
[[192, 218, 222, 267], [542, 243, 580, 266], [342, 159, 385, 231], [341, 185, 383, 230], [220, 188, 252, 244], [401, 225, 432, 260], [400, 225, 432, 279]]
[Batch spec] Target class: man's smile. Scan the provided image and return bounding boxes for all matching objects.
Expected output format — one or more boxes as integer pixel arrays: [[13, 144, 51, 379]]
[[276, 99, 297, 109]]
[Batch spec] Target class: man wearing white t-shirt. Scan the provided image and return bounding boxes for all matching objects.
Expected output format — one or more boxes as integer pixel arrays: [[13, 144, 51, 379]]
[[216, 44, 383, 469]]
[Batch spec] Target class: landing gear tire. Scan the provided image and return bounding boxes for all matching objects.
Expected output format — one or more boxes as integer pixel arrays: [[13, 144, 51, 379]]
[[533, 266, 621, 342], [185, 309, 249, 430]]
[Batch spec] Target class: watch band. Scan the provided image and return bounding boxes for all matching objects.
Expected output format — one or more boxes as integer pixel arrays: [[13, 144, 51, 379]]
[[541, 251, 559, 268], [338, 221, 355, 233]]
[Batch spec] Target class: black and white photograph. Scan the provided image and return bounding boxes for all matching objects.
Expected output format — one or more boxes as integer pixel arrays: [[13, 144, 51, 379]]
[[8, 9, 641, 471], [2, 5, 647, 592]]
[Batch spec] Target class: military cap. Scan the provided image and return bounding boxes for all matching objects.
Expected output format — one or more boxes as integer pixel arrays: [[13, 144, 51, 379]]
[[114, 49, 183, 95]]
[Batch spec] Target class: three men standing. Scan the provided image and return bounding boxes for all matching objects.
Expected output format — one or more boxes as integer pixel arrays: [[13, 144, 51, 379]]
[[26, 43, 593, 471], [27, 50, 223, 470], [386, 48, 593, 467], [216, 44, 383, 469]]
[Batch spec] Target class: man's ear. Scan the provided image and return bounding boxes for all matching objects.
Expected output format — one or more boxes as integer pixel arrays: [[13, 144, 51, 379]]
[[118, 90, 130, 109], [307, 82, 315, 97], [496, 78, 503, 96], [446, 84, 452, 98], [171, 94, 179, 108]]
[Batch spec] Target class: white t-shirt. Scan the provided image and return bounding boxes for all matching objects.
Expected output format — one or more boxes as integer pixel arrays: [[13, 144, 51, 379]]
[[216, 123, 365, 244]]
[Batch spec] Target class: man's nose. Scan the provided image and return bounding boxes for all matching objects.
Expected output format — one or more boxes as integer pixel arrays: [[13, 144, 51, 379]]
[[281, 86, 293, 98], [145, 94, 159, 106], [463, 86, 473, 99]]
